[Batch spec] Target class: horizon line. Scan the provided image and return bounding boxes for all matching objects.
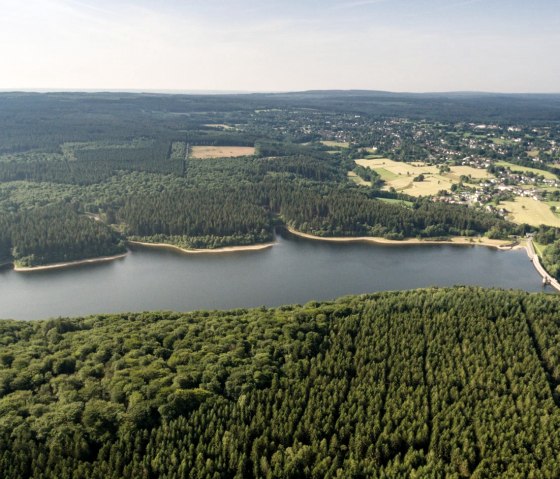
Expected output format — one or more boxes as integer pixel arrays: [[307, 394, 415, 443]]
[[1, 88, 560, 96]]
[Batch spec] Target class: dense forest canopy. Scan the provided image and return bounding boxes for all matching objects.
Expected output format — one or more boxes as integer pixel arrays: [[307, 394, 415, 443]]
[[1, 288, 559, 478], [4, 205, 125, 267]]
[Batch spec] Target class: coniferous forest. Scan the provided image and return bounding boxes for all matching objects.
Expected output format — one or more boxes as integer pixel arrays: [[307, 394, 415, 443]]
[[1, 288, 560, 478], [3, 205, 125, 267]]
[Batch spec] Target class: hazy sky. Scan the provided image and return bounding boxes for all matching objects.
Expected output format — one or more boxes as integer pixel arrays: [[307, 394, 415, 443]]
[[0, 0, 559, 93]]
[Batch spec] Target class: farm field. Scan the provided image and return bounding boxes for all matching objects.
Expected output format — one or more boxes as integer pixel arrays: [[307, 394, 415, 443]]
[[355, 158, 492, 197], [190, 145, 256, 159], [501, 196, 560, 227], [447, 165, 493, 180], [373, 167, 399, 181], [495, 160, 558, 180]]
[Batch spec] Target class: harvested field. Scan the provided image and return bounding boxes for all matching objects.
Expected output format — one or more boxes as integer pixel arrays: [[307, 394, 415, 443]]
[[190, 146, 255, 159], [502, 196, 560, 227], [354, 158, 492, 197]]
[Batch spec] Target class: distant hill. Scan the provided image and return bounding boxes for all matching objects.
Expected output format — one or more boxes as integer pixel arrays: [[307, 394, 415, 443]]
[[244, 90, 560, 121], [1, 90, 560, 124]]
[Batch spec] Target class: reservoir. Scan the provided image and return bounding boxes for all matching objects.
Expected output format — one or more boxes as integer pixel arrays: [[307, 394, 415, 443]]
[[0, 229, 552, 320]]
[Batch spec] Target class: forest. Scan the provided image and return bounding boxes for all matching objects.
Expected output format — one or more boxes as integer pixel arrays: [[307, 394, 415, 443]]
[[0, 205, 125, 267], [0, 287, 559, 478]]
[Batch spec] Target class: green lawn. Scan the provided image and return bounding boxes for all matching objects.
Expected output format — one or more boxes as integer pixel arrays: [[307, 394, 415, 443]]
[[533, 241, 546, 257], [372, 167, 399, 181]]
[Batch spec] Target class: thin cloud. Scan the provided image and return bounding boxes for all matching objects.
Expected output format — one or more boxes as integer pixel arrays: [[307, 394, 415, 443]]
[[439, 0, 488, 10], [330, 0, 392, 11]]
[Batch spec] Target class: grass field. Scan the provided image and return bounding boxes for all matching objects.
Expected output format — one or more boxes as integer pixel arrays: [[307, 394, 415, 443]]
[[190, 146, 256, 159], [347, 171, 371, 186], [501, 196, 560, 227], [533, 241, 547, 257], [355, 158, 492, 197], [495, 161, 558, 180], [376, 197, 414, 207], [321, 140, 350, 148], [373, 167, 399, 181]]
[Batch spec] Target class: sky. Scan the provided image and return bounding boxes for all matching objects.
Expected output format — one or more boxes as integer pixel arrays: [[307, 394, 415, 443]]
[[0, 0, 559, 93]]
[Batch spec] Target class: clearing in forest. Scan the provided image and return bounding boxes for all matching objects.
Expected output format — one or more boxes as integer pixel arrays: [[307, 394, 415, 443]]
[[347, 171, 371, 186], [190, 146, 256, 159]]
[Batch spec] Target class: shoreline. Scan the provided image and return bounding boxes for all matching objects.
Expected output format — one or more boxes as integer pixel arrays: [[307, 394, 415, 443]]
[[127, 239, 276, 254], [285, 226, 521, 250], [6, 229, 542, 275], [13, 252, 128, 272]]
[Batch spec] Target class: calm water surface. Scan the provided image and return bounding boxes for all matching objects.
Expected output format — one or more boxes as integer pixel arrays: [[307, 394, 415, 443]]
[[0, 230, 551, 320]]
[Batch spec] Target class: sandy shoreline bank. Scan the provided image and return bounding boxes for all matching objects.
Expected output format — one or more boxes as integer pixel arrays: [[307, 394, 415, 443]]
[[285, 226, 520, 250], [14, 252, 128, 272], [7, 228, 530, 273], [127, 240, 276, 254]]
